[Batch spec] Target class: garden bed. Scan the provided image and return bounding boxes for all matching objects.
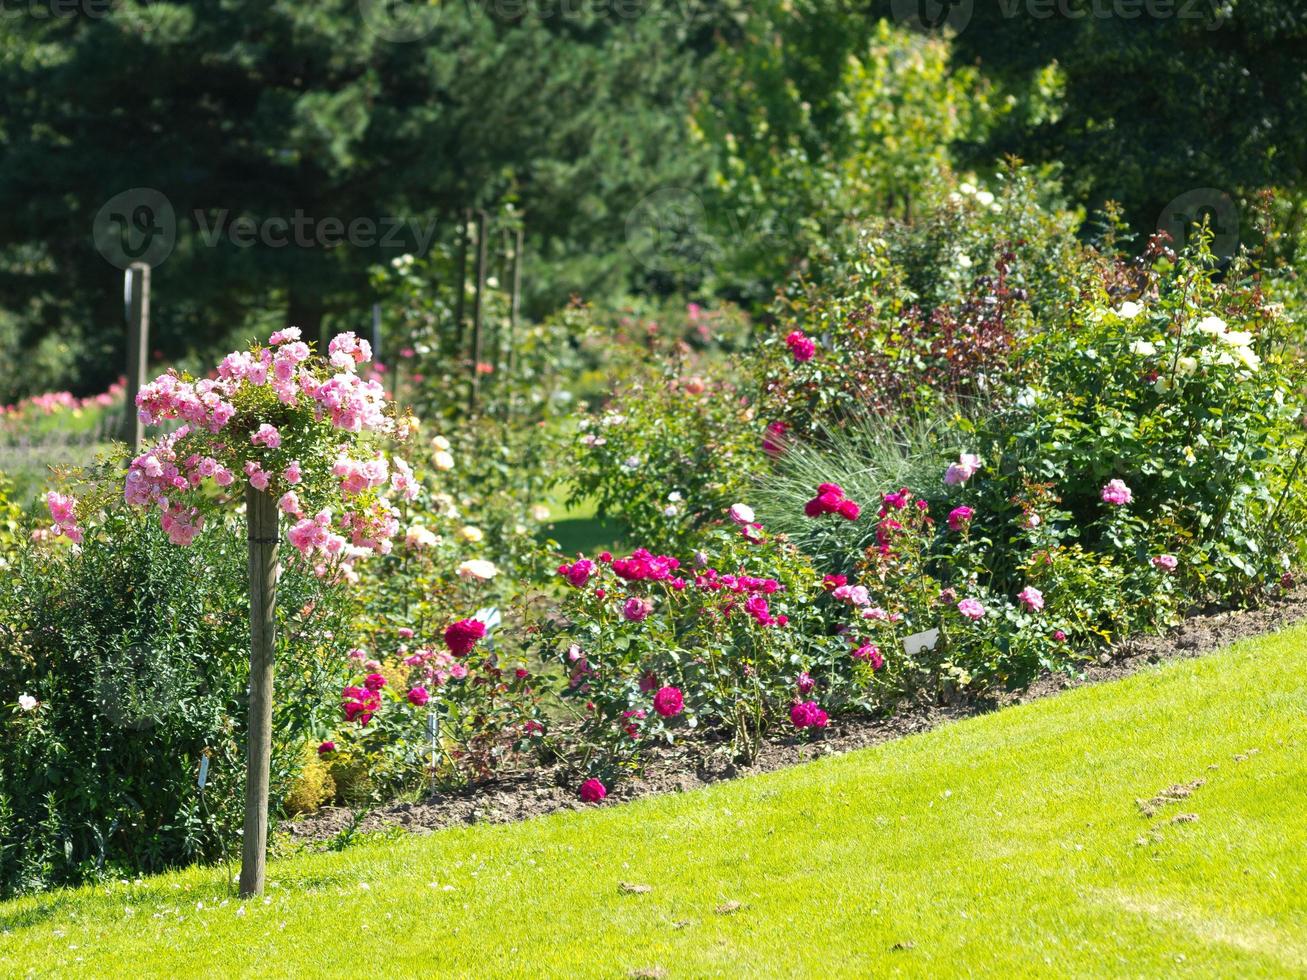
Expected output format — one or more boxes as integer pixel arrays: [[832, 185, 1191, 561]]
[[285, 588, 1307, 845]]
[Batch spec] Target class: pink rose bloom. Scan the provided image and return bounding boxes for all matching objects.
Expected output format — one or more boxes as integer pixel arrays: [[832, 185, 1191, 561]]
[[945, 453, 981, 486], [947, 505, 974, 530], [852, 643, 884, 670], [317, 740, 336, 755], [407, 686, 430, 707], [444, 618, 486, 656], [1017, 586, 1045, 612], [1152, 554, 1178, 571], [250, 423, 281, 449], [785, 330, 816, 362], [1101, 479, 1133, 505], [957, 598, 986, 621], [558, 559, 595, 588], [278, 491, 302, 516], [837, 499, 861, 521], [283, 461, 303, 484], [1053, 629, 1067, 642], [363, 672, 387, 692], [728, 503, 755, 525], [762, 421, 789, 457], [46, 491, 76, 525], [790, 700, 829, 729], [653, 686, 684, 718], [579, 778, 607, 803], [622, 597, 653, 622]]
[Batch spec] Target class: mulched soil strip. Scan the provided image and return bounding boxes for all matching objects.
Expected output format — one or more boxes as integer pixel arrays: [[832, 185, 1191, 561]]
[[286, 590, 1307, 846]]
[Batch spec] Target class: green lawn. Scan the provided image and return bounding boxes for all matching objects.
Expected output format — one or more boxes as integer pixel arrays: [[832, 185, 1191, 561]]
[[3, 625, 1305, 978]]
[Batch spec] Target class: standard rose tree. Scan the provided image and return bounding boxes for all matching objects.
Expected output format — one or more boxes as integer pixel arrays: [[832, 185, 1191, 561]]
[[123, 328, 415, 896]]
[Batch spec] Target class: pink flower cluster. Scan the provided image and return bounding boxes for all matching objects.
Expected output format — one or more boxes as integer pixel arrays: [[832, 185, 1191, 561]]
[[762, 421, 789, 457], [444, 618, 487, 657], [790, 700, 829, 729], [342, 681, 382, 726], [803, 483, 861, 521], [945, 453, 981, 486], [1101, 479, 1134, 506], [45, 491, 84, 545], [852, 642, 885, 670], [785, 330, 815, 362]]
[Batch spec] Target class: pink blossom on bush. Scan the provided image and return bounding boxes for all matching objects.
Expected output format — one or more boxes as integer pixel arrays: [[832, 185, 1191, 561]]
[[444, 618, 486, 656], [1017, 586, 1045, 612], [762, 421, 789, 457], [790, 700, 829, 729], [728, 503, 755, 525], [653, 686, 684, 718], [407, 686, 430, 707], [579, 778, 607, 803], [947, 505, 974, 530], [957, 598, 986, 621], [363, 672, 387, 692], [558, 558, 595, 588], [250, 423, 281, 449], [1101, 479, 1133, 505], [785, 330, 816, 362], [852, 643, 884, 670], [945, 453, 981, 486], [1152, 554, 1178, 571], [622, 597, 653, 622]]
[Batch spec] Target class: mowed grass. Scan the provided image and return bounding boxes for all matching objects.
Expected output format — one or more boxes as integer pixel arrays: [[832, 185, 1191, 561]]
[[3, 627, 1306, 978]]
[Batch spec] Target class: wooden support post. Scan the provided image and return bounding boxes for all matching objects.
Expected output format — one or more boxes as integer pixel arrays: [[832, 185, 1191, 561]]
[[239, 486, 280, 898], [468, 209, 488, 414], [454, 209, 471, 353], [123, 263, 150, 453], [503, 227, 523, 420]]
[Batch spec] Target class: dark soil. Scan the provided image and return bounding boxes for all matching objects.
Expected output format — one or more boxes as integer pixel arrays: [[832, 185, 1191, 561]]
[[285, 590, 1307, 846]]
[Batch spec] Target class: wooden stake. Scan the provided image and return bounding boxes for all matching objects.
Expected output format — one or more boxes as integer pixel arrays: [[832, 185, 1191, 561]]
[[123, 263, 150, 452], [469, 209, 488, 413], [454, 209, 470, 352], [239, 486, 280, 898]]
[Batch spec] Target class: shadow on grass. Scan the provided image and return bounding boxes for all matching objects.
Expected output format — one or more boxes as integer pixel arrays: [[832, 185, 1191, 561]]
[[542, 515, 625, 557]]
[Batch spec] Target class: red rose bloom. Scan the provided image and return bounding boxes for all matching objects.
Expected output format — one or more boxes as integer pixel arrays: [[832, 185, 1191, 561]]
[[444, 618, 487, 656]]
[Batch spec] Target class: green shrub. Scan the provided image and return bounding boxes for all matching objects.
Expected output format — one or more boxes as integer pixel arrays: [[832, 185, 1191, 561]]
[[0, 501, 353, 897]]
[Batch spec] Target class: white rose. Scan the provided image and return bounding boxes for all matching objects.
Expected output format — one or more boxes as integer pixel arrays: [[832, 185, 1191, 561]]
[[1129, 340, 1157, 357], [18, 694, 37, 712], [432, 435, 451, 451], [457, 559, 498, 581], [1220, 329, 1253, 347], [1114, 301, 1142, 320], [459, 525, 484, 544], [1176, 356, 1199, 376], [433, 450, 455, 471], [529, 504, 551, 522], [1195, 315, 1227, 336]]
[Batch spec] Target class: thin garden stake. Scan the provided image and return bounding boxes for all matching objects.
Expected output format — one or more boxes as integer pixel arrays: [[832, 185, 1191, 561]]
[[123, 262, 150, 452], [469, 209, 488, 413], [240, 485, 280, 897]]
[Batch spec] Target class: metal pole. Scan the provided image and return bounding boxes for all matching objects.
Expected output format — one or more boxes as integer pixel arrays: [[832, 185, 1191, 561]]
[[123, 263, 150, 453]]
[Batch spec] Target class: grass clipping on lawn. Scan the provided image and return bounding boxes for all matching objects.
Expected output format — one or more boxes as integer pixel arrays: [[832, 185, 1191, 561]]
[[2, 624, 1304, 978]]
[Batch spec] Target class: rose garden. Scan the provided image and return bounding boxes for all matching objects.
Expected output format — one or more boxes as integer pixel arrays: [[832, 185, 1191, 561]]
[[1, 5, 1305, 976]]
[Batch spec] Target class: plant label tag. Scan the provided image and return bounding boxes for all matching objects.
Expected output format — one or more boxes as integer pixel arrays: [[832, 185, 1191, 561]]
[[903, 628, 940, 656], [197, 754, 210, 790]]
